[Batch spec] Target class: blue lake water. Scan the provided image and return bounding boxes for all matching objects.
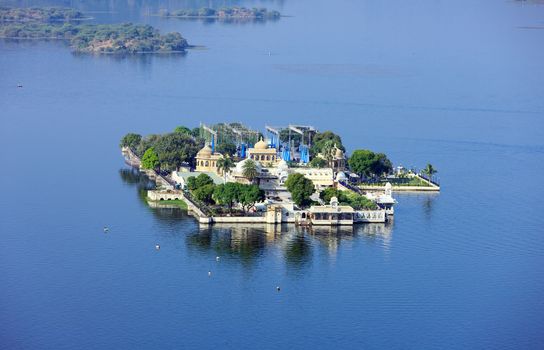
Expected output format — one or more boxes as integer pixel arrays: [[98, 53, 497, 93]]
[[1, 0, 544, 348]]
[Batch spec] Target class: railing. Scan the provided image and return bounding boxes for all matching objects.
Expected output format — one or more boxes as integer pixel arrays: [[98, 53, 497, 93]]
[[338, 181, 363, 194]]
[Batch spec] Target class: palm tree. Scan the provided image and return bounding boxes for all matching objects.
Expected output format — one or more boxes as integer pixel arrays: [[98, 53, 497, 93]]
[[217, 156, 234, 183], [422, 163, 437, 183], [321, 140, 335, 168], [242, 159, 259, 184]]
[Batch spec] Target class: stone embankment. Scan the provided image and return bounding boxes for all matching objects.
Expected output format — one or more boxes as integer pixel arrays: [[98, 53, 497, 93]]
[[359, 174, 440, 192]]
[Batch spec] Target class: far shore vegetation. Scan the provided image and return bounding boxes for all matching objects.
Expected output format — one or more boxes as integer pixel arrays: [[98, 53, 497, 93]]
[[0, 7, 88, 22], [0, 7, 189, 54], [159, 7, 280, 20]]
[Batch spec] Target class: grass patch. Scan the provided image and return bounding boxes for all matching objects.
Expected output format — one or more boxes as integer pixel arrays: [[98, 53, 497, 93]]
[[157, 199, 188, 209], [361, 176, 430, 187]]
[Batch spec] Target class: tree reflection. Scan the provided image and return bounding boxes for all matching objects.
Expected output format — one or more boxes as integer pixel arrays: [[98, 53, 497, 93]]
[[282, 232, 312, 269], [422, 194, 438, 219], [120, 167, 396, 267]]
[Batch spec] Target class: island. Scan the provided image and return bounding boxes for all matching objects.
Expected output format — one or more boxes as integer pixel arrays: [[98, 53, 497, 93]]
[[159, 7, 281, 21], [0, 7, 88, 22], [120, 122, 440, 226], [0, 7, 189, 54]]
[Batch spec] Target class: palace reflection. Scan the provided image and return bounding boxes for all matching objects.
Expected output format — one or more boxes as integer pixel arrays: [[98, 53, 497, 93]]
[[120, 166, 395, 267]]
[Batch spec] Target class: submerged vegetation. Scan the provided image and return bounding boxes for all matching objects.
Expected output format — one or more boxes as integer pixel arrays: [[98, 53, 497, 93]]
[[160, 7, 280, 20]]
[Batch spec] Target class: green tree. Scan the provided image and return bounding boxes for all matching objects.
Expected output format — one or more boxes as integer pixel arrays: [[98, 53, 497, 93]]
[[141, 147, 160, 170], [153, 132, 200, 171], [310, 131, 344, 157], [120, 133, 142, 150], [321, 140, 335, 168], [319, 187, 347, 204], [309, 156, 327, 168], [213, 182, 240, 212], [238, 184, 264, 213], [216, 142, 237, 157], [422, 163, 437, 181], [174, 126, 192, 135], [242, 159, 259, 183], [193, 184, 216, 204], [191, 127, 201, 138], [285, 173, 315, 207], [217, 156, 235, 183], [373, 153, 393, 177], [187, 173, 214, 191], [348, 195, 377, 210], [136, 134, 162, 157], [348, 150, 393, 178]]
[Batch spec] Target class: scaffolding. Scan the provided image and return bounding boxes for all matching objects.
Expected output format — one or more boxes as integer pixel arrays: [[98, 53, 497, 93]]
[[199, 122, 260, 158]]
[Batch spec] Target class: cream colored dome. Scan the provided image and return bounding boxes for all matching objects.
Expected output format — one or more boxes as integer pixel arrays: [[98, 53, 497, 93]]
[[197, 144, 212, 157], [254, 138, 268, 150]]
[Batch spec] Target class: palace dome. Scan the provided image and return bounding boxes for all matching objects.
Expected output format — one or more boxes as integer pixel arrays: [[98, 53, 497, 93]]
[[197, 144, 213, 158], [254, 138, 268, 150]]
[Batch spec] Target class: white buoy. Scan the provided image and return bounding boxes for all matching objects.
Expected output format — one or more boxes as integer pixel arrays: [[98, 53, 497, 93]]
[[216, 256, 220, 261], [208, 271, 212, 277], [276, 286, 281, 292], [155, 244, 160, 250]]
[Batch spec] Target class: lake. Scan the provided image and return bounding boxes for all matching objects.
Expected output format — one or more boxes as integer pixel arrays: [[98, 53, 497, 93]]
[[1, 0, 544, 349]]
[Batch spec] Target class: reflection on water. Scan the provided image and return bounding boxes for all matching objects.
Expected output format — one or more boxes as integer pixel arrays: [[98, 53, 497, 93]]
[[120, 166, 395, 266], [164, 16, 280, 25]]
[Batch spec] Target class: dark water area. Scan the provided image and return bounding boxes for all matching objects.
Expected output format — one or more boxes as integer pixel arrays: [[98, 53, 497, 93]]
[[1, 0, 544, 349]]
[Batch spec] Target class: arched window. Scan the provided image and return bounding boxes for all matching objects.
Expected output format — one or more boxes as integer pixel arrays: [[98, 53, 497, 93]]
[[266, 155, 270, 161], [205, 161, 209, 166]]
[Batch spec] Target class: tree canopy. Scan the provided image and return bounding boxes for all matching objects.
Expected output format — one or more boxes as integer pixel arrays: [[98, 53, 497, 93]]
[[187, 173, 214, 191], [238, 184, 265, 213], [319, 187, 377, 210], [216, 142, 237, 157], [285, 173, 315, 207], [141, 147, 159, 170], [174, 126, 192, 135], [120, 133, 142, 150], [213, 182, 240, 212], [242, 160, 259, 183], [348, 150, 392, 178], [309, 156, 327, 168], [150, 132, 200, 171], [192, 184, 215, 204], [310, 131, 345, 157], [0, 22, 189, 54]]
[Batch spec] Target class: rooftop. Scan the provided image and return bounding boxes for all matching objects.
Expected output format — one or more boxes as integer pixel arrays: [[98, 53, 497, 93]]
[[175, 171, 224, 185]]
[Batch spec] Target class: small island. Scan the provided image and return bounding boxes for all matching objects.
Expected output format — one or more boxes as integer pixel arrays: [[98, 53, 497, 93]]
[[0, 7, 189, 54], [120, 122, 440, 226], [0, 7, 88, 22], [160, 7, 281, 21]]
